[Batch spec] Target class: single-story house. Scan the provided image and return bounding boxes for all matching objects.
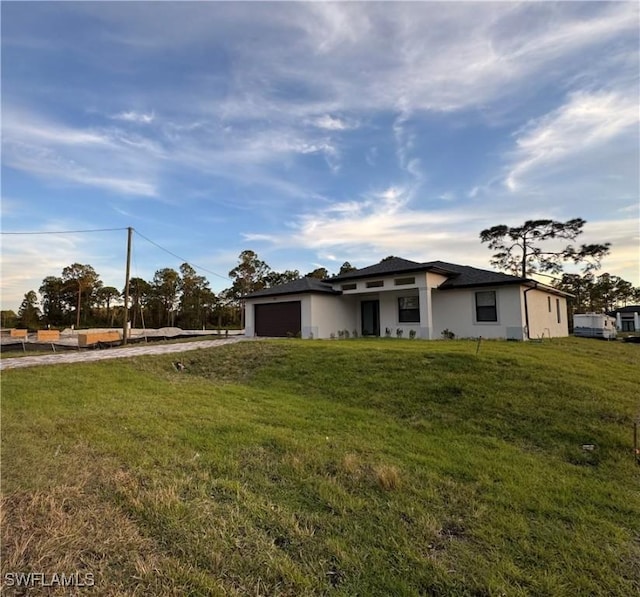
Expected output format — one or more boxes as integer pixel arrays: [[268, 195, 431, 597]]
[[244, 257, 571, 340], [609, 305, 640, 332]]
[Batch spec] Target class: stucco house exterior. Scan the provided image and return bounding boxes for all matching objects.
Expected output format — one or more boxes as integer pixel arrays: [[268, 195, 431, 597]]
[[245, 257, 570, 340], [609, 305, 640, 332]]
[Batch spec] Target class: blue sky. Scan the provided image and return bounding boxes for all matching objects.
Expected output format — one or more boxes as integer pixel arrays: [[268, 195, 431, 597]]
[[2, 1, 638, 311]]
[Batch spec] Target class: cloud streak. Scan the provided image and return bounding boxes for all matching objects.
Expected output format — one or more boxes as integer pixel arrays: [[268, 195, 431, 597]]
[[2, 107, 161, 197], [111, 110, 155, 124], [244, 183, 490, 265], [506, 90, 639, 192]]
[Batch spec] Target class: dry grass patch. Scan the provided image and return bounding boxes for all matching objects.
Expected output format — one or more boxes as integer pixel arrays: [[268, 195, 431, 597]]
[[0, 461, 231, 597], [340, 453, 402, 491], [341, 452, 362, 477], [1, 484, 170, 596], [373, 464, 402, 491]]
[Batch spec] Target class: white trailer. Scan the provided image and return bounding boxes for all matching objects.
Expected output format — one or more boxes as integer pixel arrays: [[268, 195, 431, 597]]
[[573, 313, 617, 339]]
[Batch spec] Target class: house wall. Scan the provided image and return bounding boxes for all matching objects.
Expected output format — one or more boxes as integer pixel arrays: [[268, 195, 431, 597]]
[[308, 294, 355, 338], [431, 285, 568, 340], [333, 271, 447, 294], [525, 289, 569, 339], [356, 290, 413, 337], [431, 285, 526, 339]]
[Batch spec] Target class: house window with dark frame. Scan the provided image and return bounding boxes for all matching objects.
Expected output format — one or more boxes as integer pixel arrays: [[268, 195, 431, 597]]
[[548, 296, 552, 312], [394, 277, 415, 286], [341, 283, 357, 291], [475, 291, 497, 322], [366, 280, 384, 288], [398, 296, 420, 323], [556, 298, 561, 324]]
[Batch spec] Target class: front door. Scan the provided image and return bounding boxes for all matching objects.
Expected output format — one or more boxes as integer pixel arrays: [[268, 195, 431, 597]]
[[361, 300, 380, 336]]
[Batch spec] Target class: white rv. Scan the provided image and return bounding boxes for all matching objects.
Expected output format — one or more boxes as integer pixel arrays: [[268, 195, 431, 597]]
[[573, 313, 617, 339]]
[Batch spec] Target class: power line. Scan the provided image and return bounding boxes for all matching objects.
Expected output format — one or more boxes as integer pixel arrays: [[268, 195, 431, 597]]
[[1, 225, 231, 282], [133, 229, 230, 281], [1, 227, 128, 235]]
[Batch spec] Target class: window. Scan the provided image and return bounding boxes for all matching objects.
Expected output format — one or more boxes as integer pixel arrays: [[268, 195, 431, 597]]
[[394, 277, 415, 286], [341, 283, 357, 291], [556, 298, 561, 324], [547, 296, 551, 312], [475, 291, 497, 322], [366, 280, 384, 288], [398, 296, 420, 323]]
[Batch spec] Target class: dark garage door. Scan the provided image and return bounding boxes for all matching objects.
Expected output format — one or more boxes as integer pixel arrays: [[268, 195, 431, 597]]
[[254, 301, 301, 337]]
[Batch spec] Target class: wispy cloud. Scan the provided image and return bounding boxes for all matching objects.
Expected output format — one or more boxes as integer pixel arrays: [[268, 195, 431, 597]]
[[270, 2, 638, 115], [8, 2, 629, 205], [5, 119, 110, 147], [2, 105, 341, 202], [246, 183, 487, 261], [506, 90, 639, 192], [310, 114, 354, 131], [2, 106, 161, 197], [70, 2, 636, 122], [111, 110, 155, 124]]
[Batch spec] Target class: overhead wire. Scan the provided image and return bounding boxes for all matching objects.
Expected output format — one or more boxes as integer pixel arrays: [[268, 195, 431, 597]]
[[1, 227, 128, 235], [133, 229, 230, 281], [2, 225, 231, 282]]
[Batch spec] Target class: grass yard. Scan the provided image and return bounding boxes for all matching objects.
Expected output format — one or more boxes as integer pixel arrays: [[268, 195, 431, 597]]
[[1, 338, 639, 596]]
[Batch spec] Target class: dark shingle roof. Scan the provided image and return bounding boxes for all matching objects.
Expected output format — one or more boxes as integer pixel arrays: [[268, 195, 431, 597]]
[[329, 257, 524, 287], [246, 277, 339, 299], [248, 258, 572, 298], [425, 261, 571, 296], [610, 305, 640, 314], [329, 257, 429, 281], [424, 261, 525, 288]]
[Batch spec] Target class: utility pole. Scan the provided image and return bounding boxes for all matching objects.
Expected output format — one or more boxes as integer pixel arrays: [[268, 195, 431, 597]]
[[122, 227, 133, 344]]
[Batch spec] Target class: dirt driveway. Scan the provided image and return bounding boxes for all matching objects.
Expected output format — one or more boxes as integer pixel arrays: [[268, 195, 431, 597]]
[[0, 337, 248, 371]]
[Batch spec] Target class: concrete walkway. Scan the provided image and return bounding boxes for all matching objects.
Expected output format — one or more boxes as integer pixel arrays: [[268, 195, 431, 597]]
[[0, 337, 248, 371]]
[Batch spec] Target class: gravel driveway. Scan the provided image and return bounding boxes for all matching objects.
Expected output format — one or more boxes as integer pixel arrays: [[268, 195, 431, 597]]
[[0, 337, 248, 371]]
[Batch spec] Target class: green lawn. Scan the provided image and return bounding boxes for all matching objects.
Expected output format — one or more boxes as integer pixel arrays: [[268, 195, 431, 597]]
[[2, 338, 639, 596]]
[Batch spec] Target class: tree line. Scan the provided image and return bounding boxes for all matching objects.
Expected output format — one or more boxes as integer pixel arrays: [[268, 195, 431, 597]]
[[2, 251, 358, 330], [553, 273, 639, 319]]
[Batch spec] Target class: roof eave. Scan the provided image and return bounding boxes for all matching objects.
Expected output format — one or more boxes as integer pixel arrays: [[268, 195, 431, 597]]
[[329, 264, 455, 283], [246, 288, 341, 300], [438, 278, 574, 297], [522, 279, 574, 298], [438, 279, 524, 290]]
